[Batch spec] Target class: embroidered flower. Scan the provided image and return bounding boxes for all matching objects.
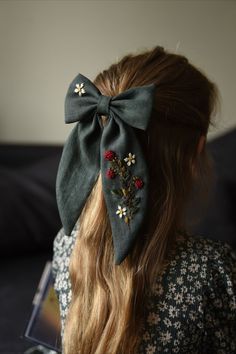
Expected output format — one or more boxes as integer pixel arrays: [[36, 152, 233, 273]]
[[74, 83, 86, 96], [104, 150, 116, 161], [133, 176, 144, 189], [116, 205, 127, 218], [106, 168, 116, 179], [124, 152, 135, 166]]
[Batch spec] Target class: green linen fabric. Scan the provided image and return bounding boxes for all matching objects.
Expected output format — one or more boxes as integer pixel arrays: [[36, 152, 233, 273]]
[[56, 73, 156, 265]]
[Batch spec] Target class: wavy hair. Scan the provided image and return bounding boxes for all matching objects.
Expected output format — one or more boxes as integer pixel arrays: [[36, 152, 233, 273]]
[[62, 45, 220, 354]]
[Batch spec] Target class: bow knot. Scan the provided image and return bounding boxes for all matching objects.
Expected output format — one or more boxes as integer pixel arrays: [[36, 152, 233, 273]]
[[97, 95, 112, 116], [56, 72, 156, 265]]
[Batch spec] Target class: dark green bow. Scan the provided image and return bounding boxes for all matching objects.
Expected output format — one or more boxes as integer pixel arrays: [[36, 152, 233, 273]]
[[56, 73, 156, 265]]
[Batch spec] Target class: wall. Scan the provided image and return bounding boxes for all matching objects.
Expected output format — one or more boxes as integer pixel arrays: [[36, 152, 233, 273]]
[[0, 0, 235, 144]]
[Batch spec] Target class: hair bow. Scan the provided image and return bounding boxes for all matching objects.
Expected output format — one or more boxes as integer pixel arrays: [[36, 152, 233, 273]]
[[56, 73, 156, 265]]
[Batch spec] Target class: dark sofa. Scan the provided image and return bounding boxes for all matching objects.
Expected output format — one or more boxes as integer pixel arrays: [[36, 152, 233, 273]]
[[0, 145, 62, 353], [0, 128, 236, 353]]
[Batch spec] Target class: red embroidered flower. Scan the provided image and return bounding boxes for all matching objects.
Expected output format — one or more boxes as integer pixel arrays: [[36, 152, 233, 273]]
[[134, 178, 144, 189], [104, 150, 116, 161], [106, 168, 116, 179]]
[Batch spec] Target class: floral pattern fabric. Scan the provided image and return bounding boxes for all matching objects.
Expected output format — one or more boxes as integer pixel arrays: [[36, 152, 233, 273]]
[[52, 227, 236, 353]]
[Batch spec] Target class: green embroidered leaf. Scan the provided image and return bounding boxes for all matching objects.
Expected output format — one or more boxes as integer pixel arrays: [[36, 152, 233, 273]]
[[129, 189, 135, 198], [124, 216, 130, 224], [123, 173, 130, 181], [111, 189, 123, 197], [132, 206, 140, 214], [130, 206, 140, 217], [132, 197, 141, 206]]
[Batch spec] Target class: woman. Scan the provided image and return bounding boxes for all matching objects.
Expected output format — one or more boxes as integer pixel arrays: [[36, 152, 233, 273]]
[[52, 45, 236, 354]]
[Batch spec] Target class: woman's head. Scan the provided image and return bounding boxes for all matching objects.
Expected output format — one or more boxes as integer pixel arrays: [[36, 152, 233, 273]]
[[95, 45, 218, 168], [63, 45, 220, 354], [94, 45, 220, 259]]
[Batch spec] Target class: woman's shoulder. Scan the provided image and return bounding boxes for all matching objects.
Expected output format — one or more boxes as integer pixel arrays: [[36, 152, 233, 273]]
[[143, 234, 236, 352], [158, 231, 236, 296], [175, 231, 236, 265], [174, 232, 236, 307], [183, 234, 236, 351]]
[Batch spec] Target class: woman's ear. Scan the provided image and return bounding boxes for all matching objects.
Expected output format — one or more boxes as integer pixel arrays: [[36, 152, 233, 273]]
[[197, 135, 206, 156], [191, 135, 206, 178]]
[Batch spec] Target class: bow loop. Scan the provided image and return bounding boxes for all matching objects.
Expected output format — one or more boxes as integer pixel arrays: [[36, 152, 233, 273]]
[[65, 73, 100, 124], [110, 85, 156, 130], [56, 72, 156, 265]]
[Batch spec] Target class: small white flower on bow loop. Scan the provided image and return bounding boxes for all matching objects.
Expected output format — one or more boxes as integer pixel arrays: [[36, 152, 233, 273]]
[[116, 205, 127, 218], [124, 153, 135, 166], [74, 82, 86, 96]]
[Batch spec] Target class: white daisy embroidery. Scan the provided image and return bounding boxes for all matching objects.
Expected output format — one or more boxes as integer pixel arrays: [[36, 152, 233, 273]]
[[124, 152, 135, 166], [116, 205, 127, 218], [74, 82, 86, 96]]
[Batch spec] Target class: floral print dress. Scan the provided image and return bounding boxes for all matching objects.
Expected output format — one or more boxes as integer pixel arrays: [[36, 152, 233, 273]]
[[52, 226, 236, 354]]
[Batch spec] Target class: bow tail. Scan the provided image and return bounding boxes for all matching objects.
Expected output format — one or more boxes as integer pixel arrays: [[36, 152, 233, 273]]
[[56, 116, 101, 235], [100, 114, 149, 265]]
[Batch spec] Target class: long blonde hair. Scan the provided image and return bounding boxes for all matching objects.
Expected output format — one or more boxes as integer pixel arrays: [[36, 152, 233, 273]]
[[63, 45, 220, 354]]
